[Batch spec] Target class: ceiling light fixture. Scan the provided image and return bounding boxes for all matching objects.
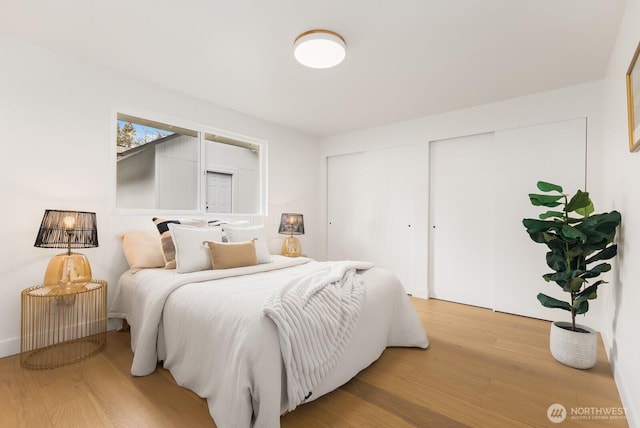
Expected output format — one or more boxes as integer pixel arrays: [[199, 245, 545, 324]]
[[294, 29, 346, 69]]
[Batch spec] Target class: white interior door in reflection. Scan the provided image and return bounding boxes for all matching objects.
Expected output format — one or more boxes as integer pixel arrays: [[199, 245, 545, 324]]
[[206, 172, 232, 213]]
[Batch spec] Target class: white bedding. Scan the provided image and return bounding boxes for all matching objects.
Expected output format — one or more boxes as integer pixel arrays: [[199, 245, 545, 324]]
[[109, 255, 428, 428]]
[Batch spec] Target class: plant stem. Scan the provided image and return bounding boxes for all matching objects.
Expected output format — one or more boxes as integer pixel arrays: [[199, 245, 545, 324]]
[[563, 193, 577, 332], [571, 293, 576, 331]]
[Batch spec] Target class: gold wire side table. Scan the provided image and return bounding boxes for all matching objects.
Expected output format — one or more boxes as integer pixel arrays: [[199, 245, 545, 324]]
[[20, 279, 107, 369]]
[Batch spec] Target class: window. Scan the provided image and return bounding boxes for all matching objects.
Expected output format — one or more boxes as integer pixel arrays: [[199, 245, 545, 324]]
[[115, 113, 265, 214]]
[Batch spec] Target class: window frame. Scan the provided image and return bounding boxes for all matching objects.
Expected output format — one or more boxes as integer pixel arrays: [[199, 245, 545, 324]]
[[112, 109, 268, 216]]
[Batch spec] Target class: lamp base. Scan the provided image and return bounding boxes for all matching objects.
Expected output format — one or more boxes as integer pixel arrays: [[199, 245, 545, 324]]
[[281, 236, 302, 257], [44, 252, 92, 290]]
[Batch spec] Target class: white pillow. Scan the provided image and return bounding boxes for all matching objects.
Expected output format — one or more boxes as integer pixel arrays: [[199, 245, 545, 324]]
[[169, 224, 223, 273], [223, 224, 272, 263], [153, 217, 208, 269], [118, 231, 165, 273]]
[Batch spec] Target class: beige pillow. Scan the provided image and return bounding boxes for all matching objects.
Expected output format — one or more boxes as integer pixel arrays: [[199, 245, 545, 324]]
[[223, 224, 272, 263], [207, 240, 258, 270], [118, 231, 165, 273]]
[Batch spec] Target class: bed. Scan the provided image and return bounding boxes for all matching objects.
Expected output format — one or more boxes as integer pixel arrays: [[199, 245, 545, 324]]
[[109, 228, 428, 428]]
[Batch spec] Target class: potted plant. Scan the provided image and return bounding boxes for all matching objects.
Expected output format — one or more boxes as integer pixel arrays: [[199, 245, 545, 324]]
[[522, 181, 621, 369]]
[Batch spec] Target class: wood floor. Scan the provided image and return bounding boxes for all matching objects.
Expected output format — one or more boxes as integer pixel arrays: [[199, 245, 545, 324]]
[[0, 298, 628, 427]]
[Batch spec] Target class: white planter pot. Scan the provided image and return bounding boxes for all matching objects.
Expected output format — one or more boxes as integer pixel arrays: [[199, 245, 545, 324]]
[[549, 321, 597, 369]]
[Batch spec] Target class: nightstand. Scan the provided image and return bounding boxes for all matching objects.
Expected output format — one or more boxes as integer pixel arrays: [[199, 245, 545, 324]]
[[20, 279, 107, 369]]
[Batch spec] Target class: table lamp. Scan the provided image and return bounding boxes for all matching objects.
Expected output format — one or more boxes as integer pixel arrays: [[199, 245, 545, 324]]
[[278, 213, 304, 257], [34, 209, 98, 289]]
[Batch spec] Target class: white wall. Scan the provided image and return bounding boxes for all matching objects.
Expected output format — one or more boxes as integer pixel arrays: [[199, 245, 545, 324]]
[[600, 0, 640, 425], [0, 33, 320, 357]]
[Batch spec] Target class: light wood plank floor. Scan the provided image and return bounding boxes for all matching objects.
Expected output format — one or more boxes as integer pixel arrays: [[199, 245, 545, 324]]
[[0, 298, 628, 427]]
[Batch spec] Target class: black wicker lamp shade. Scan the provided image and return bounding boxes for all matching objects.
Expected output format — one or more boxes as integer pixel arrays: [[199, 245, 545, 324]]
[[278, 213, 304, 257], [34, 210, 98, 289]]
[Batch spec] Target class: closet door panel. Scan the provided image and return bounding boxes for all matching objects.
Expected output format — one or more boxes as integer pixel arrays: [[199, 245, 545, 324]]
[[428, 118, 586, 318], [327, 144, 426, 296], [327, 152, 367, 261], [363, 145, 416, 295], [492, 118, 586, 320], [428, 132, 495, 308]]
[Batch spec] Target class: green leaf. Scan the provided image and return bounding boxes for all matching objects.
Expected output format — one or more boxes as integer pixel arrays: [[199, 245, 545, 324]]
[[566, 277, 585, 293], [526, 231, 548, 244], [539, 211, 565, 220], [581, 262, 611, 279], [528, 194, 563, 207], [565, 190, 591, 213], [585, 245, 618, 264], [606, 210, 622, 225], [590, 279, 607, 288], [575, 284, 600, 302], [575, 200, 594, 217], [591, 211, 622, 235], [560, 224, 587, 242], [574, 300, 589, 315], [546, 251, 567, 272], [566, 217, 583, 224], [537, 181, 563, 193], [537, 293, 571, 311], [545, 270, 573, 282], [523, 218, 560, 234]]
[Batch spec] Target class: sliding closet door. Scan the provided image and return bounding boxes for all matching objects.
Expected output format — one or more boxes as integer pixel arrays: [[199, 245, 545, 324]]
[[327, 152, 367, 261], [429, 118, 586, 319], [429, 132, 495, 308], [361, 145, 417, 295], [327, 144, 427, 297], [492, 118, 586, 320]]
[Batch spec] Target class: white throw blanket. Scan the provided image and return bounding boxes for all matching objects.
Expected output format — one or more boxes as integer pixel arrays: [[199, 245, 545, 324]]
[[262, 260, 372, 411]]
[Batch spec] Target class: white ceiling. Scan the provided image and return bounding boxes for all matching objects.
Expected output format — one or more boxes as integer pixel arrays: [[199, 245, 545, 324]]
[[0, 0, 627, 137]]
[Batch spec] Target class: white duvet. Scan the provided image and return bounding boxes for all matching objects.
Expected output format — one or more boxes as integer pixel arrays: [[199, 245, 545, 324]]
[[109, 256, 428, 428]]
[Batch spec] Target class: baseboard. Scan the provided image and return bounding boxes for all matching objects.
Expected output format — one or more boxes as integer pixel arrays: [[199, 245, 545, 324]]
[[601, 330, 637, 428], [0, 336, 20, 359], [612, 363, 638, 428], [1, 322, 121, 360]]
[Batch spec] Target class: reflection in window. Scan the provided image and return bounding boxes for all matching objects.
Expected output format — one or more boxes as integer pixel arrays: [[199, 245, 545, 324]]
[[117, 120, 173, 149], [204, 133, 260, 214], [115, 113, 264, 214]]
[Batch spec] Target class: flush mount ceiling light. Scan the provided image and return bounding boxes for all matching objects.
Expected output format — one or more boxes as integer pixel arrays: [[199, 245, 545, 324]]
[[294, 29, 346, 69]]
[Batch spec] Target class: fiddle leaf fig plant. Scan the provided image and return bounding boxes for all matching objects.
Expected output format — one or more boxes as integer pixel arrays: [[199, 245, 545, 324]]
[[522, 181, 621, 332]]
